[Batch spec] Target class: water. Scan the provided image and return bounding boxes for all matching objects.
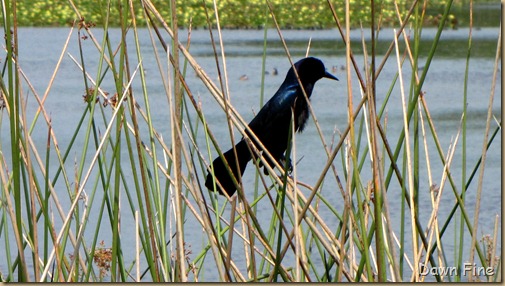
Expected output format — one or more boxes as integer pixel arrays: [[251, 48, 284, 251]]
[[1, 26, 501, 281]]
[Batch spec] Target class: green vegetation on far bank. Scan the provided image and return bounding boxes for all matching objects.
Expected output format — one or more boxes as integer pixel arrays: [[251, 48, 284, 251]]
[[9, 0, 501, 29]]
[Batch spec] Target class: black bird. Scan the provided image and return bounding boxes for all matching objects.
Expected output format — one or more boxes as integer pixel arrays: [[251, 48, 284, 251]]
[[205, 57, 338, 196]]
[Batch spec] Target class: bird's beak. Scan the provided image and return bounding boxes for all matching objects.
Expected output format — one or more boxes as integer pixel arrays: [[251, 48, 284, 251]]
[[324, 71, 339, 81]]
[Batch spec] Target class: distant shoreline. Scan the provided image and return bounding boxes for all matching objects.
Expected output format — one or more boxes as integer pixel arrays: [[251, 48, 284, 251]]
[[10, 1, 500, 28]]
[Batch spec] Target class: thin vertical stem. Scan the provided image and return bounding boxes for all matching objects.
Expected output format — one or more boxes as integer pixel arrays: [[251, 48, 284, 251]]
[[170, 0, 187, 281], [394, 29, 419, 280], [468, 23, 501, 282], [3, 0, 28, 280], [458, 0, 473, 281]]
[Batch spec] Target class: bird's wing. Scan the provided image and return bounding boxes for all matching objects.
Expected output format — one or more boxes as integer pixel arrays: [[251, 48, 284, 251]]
[[247, 83, 299, 132]]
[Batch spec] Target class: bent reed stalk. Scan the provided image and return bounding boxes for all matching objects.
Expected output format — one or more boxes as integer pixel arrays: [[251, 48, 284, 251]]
[[0, 0, 500, 282]]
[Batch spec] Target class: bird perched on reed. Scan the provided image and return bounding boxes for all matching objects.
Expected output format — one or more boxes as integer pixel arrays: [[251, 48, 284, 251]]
[[205, 57, 338, 196]]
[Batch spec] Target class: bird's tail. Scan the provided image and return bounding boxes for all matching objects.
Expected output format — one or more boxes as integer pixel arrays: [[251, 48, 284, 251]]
[[205, 139, 252, 196]]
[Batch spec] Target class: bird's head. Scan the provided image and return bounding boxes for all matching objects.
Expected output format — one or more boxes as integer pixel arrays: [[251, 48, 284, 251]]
[[291, 57, 339, 85]]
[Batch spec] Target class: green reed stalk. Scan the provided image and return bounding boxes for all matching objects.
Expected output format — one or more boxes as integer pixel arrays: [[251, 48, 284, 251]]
[[368, 1, 386, 280], [129, 1, 164, 281], [1, 0, 28, 280], [105, 0, 124, 281], [457, 0, 473, 281]]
